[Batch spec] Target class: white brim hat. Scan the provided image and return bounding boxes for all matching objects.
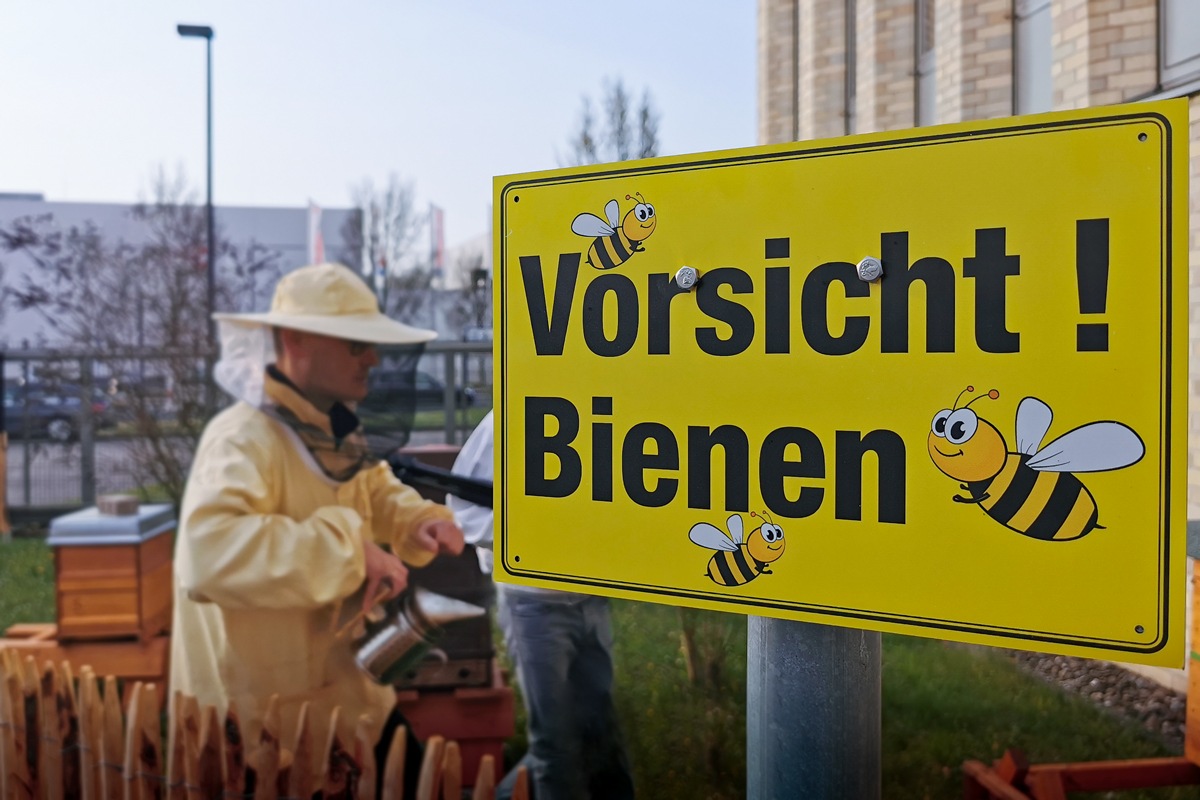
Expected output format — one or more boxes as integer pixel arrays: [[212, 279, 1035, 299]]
[[213, 262, 436, 345]]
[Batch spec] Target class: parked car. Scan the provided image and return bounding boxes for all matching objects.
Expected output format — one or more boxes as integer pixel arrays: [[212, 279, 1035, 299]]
[[2, 381, 117, 442], [361, 370, 476, 412]]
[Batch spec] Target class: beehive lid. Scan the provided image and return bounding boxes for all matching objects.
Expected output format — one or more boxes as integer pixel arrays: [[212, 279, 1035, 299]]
[[48, 503, 175, 546]]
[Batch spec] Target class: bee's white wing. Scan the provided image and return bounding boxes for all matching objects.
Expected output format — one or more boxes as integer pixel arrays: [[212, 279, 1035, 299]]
[[571, 213, 614, 237], [1027, 422, 1145, 473], [689, 522, 738, 552], [1015, 397, 1053, 456], [727, 514, 744, 545], [604, 199, 620, 229]]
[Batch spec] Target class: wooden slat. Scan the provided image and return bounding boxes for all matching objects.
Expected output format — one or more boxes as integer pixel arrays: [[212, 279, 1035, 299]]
[[2, 628, 56, 643], [39, 662, 62, 800], [1032, 757, 1200, 791], [273, 751, 291, 800], [75, 669, 99, 800], [510, 765, 529, 800], [252, 697, 280, 800], [470, 755, 495, 800], [138, 684, 163, 800], [121, 683, 142, 800], [5, 669, 33, 800], [54, 663, 80, 800], [20, 658, 39, 800], [1, 649, 27, 800], [961, 760, 1033, 800], [414, 735, 443, 800], [0, 650, 12, 800], [195, 705, 223, 800], [99, 676, 122, 800], [177, 695, 202, 800], [58, 664, 75, 713], [440, 741, 460, 800], [353, 716, 375, 800], [320, 708, 359, 800], [222, 701, 244, 798], [287, 703, 313, 800], [163, 694, 185, 800], [379, 725, 407, 800]]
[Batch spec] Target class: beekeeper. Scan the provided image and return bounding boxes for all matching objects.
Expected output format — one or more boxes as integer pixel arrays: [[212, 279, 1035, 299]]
[[169, 262, 464, 768]]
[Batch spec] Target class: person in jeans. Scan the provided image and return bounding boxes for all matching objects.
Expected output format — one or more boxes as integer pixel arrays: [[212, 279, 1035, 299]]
[[449, 410, 635, 799]]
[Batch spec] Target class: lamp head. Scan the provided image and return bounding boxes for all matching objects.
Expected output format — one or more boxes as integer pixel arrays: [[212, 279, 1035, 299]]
[[177, 24, 214, 39]]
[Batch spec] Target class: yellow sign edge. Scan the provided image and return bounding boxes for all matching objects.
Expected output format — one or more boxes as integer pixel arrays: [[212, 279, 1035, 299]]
[[492, 99, 1188, 659]]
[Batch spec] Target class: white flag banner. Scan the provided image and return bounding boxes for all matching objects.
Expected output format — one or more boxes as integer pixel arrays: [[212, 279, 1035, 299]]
[[430, 203, 445, 277], [308, 200, 325, 264]]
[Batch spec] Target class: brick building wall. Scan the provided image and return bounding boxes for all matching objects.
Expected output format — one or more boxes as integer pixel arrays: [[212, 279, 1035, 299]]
[[758, 0, 799, 144], [856, 0, 918, 132], [935, 0, 1014, 122], [1053, 0, 1157, 108], [799, 0, 851, 139]]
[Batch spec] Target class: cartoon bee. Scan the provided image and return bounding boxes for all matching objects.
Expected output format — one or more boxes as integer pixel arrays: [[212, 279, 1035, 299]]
[[927, 387, 1145, 541], [571, 193, 657, 270], [689, 511, 786, 587]]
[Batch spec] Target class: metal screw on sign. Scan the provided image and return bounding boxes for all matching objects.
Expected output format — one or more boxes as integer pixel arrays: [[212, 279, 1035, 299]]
[[857, 257, 883, 282], [675, 266, 699, 289]]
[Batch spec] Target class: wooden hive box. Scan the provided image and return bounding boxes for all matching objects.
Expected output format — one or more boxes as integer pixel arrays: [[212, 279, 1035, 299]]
[[47, 503, 175, 641]]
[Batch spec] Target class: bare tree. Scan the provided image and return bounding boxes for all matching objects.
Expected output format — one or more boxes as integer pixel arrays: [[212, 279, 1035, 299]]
[[564, 78, 662, 166], [0, 170, 282, 507], [339, 174, 426, 314]]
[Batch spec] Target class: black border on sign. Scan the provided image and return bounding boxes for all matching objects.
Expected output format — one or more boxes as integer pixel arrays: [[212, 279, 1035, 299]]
[[495, 110, 1176, 655]]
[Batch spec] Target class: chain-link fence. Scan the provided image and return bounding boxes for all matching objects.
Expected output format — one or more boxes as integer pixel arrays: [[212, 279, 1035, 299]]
[[2, 342, 491, 515]]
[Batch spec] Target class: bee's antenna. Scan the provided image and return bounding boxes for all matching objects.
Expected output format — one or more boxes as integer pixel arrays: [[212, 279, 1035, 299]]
[[966, 389, 1000, 408], [625, 194, 633, 201], [753, 509, 774, 524], [952, 385, 975, 410]]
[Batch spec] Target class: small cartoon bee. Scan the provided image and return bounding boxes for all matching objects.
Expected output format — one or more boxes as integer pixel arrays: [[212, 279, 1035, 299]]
[[571, 193, 657, 270], [689, 511, 786, 587], [928, 387, 1145, 541]]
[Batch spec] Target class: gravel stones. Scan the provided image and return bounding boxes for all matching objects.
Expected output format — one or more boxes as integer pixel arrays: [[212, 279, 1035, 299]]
[[1008, 650, 1187, 751]]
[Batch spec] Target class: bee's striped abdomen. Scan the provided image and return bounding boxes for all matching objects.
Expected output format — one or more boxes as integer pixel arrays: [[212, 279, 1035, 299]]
[[588, 230, 633, 270], [976, 454, 1099, 541], [707, 545, 760, 586]]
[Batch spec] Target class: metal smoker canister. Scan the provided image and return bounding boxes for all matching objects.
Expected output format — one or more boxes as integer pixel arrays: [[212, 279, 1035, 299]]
[[353, 586, 486, 685]]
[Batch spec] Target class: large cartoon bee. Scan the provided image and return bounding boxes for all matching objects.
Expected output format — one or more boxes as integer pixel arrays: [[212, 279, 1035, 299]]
[[927, 387, 1145, 541], [571, 193, 657, 270], [689, 512, 786, 587]]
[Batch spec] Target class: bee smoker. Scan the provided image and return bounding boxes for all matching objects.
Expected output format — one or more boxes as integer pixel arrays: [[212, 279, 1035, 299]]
[[351, 586, 486, 685]]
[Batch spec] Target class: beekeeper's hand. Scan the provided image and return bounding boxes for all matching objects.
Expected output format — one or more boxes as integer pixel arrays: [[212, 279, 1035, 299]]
[[413, 519, 466, 557], [362, 539, 408, 612]]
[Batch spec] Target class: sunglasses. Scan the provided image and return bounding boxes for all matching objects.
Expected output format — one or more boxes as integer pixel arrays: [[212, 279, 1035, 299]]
[[347, 340, 375, 357]]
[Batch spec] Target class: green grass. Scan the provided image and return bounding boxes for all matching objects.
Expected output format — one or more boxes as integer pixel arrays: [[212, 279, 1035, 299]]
[[604, 600, 1192, 799], [2, 544, 1193, 798], [0, 538, 56, 632], [880, 634, 1189, 798]]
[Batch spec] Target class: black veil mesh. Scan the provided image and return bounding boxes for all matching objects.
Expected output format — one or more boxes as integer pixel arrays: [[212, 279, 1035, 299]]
[[359, 342, 425, 458]]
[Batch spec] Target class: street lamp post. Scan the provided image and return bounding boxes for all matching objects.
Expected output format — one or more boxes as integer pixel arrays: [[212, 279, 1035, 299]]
[[177, 23, 216, 411]]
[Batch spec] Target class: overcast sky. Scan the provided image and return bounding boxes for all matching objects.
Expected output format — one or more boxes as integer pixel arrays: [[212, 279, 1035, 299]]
[[0, 2, 757, 249]]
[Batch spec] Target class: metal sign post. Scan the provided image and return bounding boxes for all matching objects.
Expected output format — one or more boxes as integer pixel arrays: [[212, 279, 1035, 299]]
[[748, 619, 880, 799]]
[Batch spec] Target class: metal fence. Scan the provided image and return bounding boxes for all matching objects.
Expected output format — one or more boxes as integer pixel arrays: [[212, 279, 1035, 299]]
[[2, 341, 492, 515]]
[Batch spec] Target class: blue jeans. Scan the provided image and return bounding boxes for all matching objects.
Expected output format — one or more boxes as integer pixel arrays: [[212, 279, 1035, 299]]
[[496, 588, 635, 800]]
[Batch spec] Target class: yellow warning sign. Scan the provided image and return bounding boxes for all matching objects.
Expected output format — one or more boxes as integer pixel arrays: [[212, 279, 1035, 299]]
[[492, 100, 1189, 666]]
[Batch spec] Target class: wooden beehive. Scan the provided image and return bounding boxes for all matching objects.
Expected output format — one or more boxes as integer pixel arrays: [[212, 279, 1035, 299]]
[[47, 503, 175, 641]]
